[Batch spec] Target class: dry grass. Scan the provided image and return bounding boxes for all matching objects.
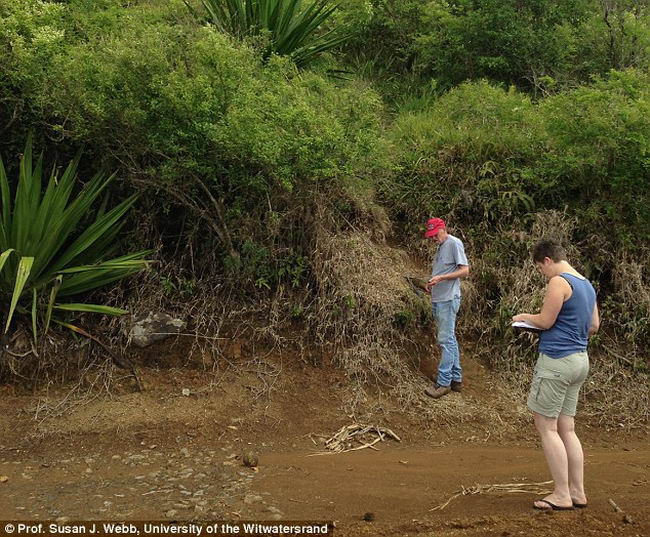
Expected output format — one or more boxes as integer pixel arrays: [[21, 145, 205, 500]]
[[458, 210, 649, 429], [309, 215, 427, 401], [581, 353, 650, 429], [303, 208, 534, 431]]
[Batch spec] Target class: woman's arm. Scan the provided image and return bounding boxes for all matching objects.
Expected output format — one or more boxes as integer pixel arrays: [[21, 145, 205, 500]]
[[589, 303, 600, 335], [512, 276, 570, 329]]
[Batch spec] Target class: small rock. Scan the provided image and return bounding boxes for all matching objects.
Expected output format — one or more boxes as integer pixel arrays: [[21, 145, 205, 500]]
[[165, 510, 177, 518], [130, 312, 186, 348], [242, 452, 258, 468], [362, 512, 375, 522], [623, 514, 634, 524]]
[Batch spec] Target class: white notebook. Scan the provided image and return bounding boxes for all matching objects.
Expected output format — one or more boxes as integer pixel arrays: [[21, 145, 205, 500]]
[[512, 320, 542, 331]]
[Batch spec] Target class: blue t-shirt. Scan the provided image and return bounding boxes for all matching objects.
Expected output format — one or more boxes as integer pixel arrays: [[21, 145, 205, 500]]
[[430, 235, 469, 303], [539, 273, 597, 358]]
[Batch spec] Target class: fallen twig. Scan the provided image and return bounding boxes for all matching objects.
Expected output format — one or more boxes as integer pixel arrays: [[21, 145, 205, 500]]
[[608, 498, 622, 512], [431, 481, 553, 511], [308, 424, 401, 455]]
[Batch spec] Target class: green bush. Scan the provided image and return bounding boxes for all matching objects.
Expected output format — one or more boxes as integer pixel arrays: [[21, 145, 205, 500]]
[[0, 1, 383, 288], [539, 70, 650, 242], [387, 72, 650, 241], [384, 81, 543, 234], [343, 0, 650, 98]]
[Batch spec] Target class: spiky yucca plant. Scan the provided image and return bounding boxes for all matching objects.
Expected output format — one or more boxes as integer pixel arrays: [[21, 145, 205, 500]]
[[0, 137, 150, 342], [196, 0, 349, 67]]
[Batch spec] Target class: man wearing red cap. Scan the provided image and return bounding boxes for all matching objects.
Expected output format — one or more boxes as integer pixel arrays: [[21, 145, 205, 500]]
[[423, 217, 470, 399]]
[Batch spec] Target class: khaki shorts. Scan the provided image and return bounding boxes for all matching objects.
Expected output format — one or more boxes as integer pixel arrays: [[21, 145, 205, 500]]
[[527, 351, 589, 418]]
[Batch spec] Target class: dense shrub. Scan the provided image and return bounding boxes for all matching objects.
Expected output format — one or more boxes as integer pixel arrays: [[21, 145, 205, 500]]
[[0, 0, 384, 289], [538, 71, 650, 243], [344, 0, 650, 98], [384, 81, 542, 232]]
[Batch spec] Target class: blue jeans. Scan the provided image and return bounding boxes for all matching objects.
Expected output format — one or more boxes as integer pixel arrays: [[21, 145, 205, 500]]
[[432, 296, 462, 387]]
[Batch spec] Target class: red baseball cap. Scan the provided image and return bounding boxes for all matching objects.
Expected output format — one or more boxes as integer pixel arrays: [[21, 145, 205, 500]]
[[424, 217, 446, 238]]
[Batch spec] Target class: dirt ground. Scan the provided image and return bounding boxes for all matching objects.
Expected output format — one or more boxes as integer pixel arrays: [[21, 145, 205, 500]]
[[0, 348, 648, 537]]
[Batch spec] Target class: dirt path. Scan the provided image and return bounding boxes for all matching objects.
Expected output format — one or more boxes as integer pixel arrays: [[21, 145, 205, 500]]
[[1, 439, 647, 536], [252, 444, 649, 536], [0, 357, 648, 537]]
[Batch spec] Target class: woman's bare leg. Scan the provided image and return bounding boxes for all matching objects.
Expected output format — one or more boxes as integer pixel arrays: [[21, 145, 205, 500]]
[[532, 412, 573, 509], [558, 413, 587, 505]]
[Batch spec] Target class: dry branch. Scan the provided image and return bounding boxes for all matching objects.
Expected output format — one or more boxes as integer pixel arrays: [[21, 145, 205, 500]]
[[430, 480, 553, 511], [309, 424, 401, 455]]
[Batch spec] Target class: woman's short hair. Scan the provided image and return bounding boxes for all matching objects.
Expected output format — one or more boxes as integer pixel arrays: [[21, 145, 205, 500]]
[[532, 240, 567, 263]]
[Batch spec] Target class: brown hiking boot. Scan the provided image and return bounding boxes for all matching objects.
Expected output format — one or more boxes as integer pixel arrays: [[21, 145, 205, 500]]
[[451, 380, 463, 393], [424, 384, 451, 399]]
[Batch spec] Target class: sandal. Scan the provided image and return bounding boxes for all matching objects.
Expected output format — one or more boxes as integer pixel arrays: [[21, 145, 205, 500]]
[[533, 499, 575, 511]]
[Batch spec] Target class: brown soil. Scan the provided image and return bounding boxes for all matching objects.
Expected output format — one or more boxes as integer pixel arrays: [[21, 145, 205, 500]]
[[0, 347, 648, 537]]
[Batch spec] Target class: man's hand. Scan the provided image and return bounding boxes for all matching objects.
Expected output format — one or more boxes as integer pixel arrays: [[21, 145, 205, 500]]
[[512, 314, 527, 322], [426, 275, 444, 291]]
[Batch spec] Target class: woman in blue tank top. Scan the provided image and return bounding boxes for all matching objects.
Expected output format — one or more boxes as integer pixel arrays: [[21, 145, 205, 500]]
[[513, 240, 599, 512]]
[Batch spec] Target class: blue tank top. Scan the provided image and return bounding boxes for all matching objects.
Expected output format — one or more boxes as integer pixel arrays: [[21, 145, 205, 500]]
[[539, 273, 597, 359]]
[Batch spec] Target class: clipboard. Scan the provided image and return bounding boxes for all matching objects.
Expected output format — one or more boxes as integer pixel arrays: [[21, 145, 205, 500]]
[[512, 320, 542, 333]]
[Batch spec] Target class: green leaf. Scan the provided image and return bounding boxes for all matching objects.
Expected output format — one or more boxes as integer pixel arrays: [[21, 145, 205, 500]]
[[0, 157, 11, 246], [53, 303, 128, 315], [44, 275, 63, 334], [5, 256, 34, 333], [31, 287, 38, 345], [0, 248, 15, 272]]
